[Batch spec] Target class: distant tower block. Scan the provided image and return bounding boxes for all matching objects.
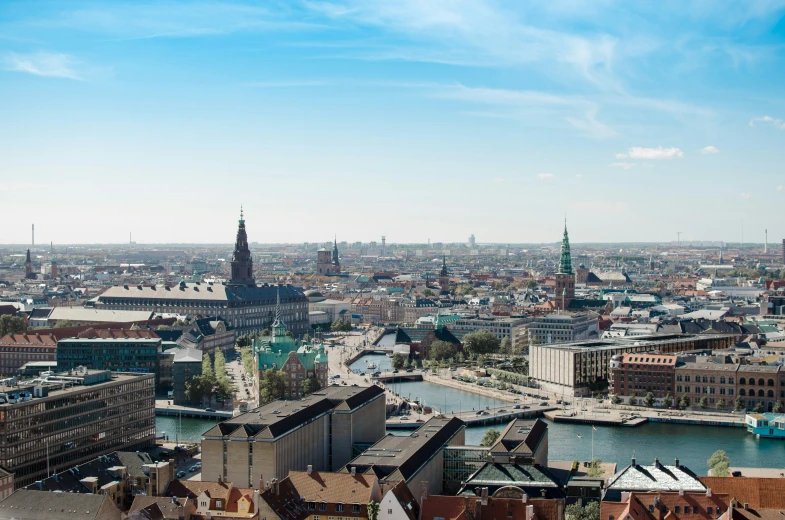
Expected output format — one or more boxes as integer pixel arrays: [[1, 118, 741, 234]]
[[32, 224, 34, 248], [381, 236, 386, 257], [469, 234, 476, 248], [782, 239, 785, 265], [765, 229, 768, 255]]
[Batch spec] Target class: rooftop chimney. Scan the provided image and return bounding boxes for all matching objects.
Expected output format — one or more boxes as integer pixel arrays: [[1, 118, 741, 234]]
[[675, 458, 680, 468], [307, 465, 313, 475], [654, 458, 660, 468], [481, 487, 489, 506], [351, 467, 356, 476], [527, 504, 535, 520], [522, 493, 528, 504], [744, 503, 749, 511], [541, 489, 547, 498], [707, 488, 712, 497], [631, 457, 636, 467], [475, 496, 483, 520]]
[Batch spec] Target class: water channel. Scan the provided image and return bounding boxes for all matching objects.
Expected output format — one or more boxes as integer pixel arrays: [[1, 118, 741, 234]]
[[156, 353, 785, 474]]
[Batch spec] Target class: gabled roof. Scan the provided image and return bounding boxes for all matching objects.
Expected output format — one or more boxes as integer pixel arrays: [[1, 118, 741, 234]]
[[491, 419, 547, 455], [166, 480, 232, 502], [289, 471, 375, 504], [699, 477, 785, 509], [606, 461, 705, 499], [0, 489, 120, 520]]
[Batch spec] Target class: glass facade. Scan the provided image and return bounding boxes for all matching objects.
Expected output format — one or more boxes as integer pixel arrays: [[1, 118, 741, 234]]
[[0, 373, 155, 488], [443, 446, 489, 495]]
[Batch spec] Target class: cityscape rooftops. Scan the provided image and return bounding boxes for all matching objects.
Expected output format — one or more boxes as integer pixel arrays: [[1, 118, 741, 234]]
[[535, 334, 731, 352], [605, 458, 705, 500], [0, 489, 120, 520], [98, 282, 306, 303], [345, 417, 464, 482], [202, 385, 384, 441], [490, 419, 547, 456]]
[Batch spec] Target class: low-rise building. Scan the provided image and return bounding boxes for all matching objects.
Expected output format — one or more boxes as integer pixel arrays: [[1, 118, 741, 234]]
[[604, 458, 705, 501], [201, 385, 386, 487], [167, 480, 257, 519], [344, 417, 465, 502], [452, 316, 532, 350], [602, 490, 730, 520], [487, 419, 549, 466], [176, 317, 235, 353]]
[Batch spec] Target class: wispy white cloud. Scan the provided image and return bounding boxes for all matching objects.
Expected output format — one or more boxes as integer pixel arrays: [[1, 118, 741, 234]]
[[616, 146, 683, 159], [777, 185, 784, 191], [1, 52, 81, 80], [700, 145, 720, 154], [740, 193, 751, 199], [750, 116, 785, 129], [609, 162, 636, 170], [537, 173, 555, 180]]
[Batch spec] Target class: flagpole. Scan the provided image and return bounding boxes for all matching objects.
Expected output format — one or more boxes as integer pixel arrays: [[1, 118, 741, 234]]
[[592, 426, 595, 461]]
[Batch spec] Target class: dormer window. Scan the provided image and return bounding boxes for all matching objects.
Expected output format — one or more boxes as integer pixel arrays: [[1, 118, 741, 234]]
[[216, 499, 223, 509]]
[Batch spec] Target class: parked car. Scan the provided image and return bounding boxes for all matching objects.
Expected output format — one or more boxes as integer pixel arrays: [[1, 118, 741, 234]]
[[176, 471, 186, 478], [189, 465, 199, 472], [513, 405, 521, 409], [539, 402, 548, 406], [204, 408, 215, 412]]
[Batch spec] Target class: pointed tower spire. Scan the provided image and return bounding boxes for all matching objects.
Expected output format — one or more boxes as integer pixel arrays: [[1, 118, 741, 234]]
[[272, 285, 287, 337], [229, 206, 254, 286], [558, 219, 573, 275]]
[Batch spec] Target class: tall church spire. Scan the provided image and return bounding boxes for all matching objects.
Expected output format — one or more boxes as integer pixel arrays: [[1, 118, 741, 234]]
[[332, 235, 340, 267], [272, 285, 287, 338], [558, 219, 573, 275], [229, 206, 255, 286]]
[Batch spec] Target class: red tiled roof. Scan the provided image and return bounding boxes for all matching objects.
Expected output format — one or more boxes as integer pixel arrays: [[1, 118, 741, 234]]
[[699, 477, 785, 510]]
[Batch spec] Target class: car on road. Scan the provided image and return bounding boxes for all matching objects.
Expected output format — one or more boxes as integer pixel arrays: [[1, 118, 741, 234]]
[[176, 471, 186, 478], [513, 405, 521, 409], [189, 465, 199, 472], [539, 402, 548, 406], [204, 408, 215, 412]]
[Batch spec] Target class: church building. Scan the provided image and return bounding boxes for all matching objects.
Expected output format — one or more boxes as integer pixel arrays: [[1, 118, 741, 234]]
[[316, 238, 341, 276]]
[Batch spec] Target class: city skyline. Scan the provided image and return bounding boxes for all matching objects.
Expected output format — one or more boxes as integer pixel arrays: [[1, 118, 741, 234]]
[[2, 1, 785, 244]]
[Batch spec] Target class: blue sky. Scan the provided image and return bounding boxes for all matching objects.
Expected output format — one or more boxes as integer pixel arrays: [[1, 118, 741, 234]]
[[1, 0, 784, 245]]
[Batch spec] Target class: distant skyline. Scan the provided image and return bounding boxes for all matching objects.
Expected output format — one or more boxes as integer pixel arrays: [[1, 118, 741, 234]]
[[2, 1, 785, 245]]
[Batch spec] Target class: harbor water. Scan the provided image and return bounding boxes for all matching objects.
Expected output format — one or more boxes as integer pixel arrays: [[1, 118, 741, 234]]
[[156, 353, 785, 474]]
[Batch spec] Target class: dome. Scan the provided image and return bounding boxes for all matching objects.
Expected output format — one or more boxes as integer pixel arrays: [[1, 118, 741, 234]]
[[304, 289, 326, 302]]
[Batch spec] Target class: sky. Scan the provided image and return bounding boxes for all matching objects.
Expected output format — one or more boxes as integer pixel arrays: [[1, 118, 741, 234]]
[[1, 0, 785, 246]]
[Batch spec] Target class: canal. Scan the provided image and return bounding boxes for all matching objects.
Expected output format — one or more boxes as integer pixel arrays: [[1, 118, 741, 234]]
[[156, 353, 785, 474]]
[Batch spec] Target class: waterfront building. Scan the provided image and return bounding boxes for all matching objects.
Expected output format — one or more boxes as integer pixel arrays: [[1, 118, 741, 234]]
[[528, 313, 599, 346], [0, 368, 155, 488], [57, 330, 162, 382], [201, 385, 386, 487], [175, 317, 235, 353], [529, 334, 735, 394], [172, 347, 202, 406], [95, 213, 309, 335], [745, 413, 785, 438], [24, 451, 174, 511], [604, 458, 705, 501], [317, 238, 341, 276], [602, 491, 730, 520], [0, 489, 123, 520], [487, 419, 549, 466], [420, 493, 563, 520], [259, 469, 382, 520], [451, 316, 531, 350], [0, 332, 57, 376], [343, 417, 465, 503], [609, 353, 677, 399], [252, 292, 328, 400]]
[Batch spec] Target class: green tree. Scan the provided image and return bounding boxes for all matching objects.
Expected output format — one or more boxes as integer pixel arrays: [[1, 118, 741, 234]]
[[0, 315, 26, 336], [236, 335, 251, 348], [367, 501, 380, 520], [587, 458, 604, 478], [679, 395, 691, 410], [627, 394, 636, 406], [644, 393, 655, 408], [708, 450, 730, 477], [53, 320, 73, 329], [526, 280, 538, 291], [260, 329, 271, 336], [699, 397, 708, 409], [214, 376, 234, 403], [214, 350, 227, 379], [285, 330, 294, 338], [422, 288, 433, 297], [185, 375, 209, 406], [566, 500, 600, 520], [202, 352, 214, 379], [429, 340, 457, 361], [240, 347, 255, 376], [663, 393, 673, 408], [734, 395, 746, 412], [612, 395, 622, 405], [259, 369, 286, 404], [716, 399, 727, 410], [481, 428, 501, 447], [463, 330, 501, 357], [753, 401, 764, 413], [391, 353, 406, 370], [775, 401, 784, 413], [303, 333, 312, 343], [302, 377, 321, 396], [499, 337, 512, 356]]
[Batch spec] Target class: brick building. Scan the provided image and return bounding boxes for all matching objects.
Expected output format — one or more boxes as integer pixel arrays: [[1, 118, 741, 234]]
[[0, 332, 57, 376], [610, 353, 677, 398]]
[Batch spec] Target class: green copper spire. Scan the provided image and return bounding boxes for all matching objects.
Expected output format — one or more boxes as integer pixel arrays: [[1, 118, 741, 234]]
[[558, 219, 573, 275]]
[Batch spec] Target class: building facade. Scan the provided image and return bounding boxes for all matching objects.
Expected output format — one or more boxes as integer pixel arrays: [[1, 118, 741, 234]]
[[554, 222, 575, 310], [317, 239, 341, 276], [609, 353, 677, 399], [0, 369, 155, 487], [451, 316, 531, 350], [0, 332, 57, 376], [95, 215, 310, 335], [57, 331, 162, 382], [201, 385, 386, 487], [528, 313, 599, 346], [172, 347, 202, 406]]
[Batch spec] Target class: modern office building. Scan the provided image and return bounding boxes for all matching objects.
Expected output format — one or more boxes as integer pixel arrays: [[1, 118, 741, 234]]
[[57, 330, 162, 382], [529, 334, 735, 394], [0, 368, 155, 487], [451, 316, 532, 350], [528, 313, 599, 346], [201, 385, 385, 487], [95, 213, 310, 335]]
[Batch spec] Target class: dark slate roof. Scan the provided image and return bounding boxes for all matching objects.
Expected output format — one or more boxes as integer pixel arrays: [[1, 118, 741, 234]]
[[25, 451, 153, 493], [462, 463, 563, 498], [492, 419, 547, 455], [153, 330, 182, 342], [28, 307, 52, 319], [0, 489, 119, 520], [568, 299, 608, 309], [194, 317, 231, 336]]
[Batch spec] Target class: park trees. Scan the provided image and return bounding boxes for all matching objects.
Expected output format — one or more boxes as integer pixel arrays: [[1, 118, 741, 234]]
[[481, 428, 501, 446], [260, 369, 287, 404], [463, 330, 501, 357], [708, 450, 730, 477], [429, 340, 457, 361]]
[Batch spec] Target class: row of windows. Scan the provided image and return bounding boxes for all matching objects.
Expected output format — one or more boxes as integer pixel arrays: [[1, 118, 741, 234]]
[[306, 503, 362, 513], [677, 386, 736, 396]]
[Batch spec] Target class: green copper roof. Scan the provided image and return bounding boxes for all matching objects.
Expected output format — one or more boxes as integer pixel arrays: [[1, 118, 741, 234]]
[[558, 220, 573, 275]]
